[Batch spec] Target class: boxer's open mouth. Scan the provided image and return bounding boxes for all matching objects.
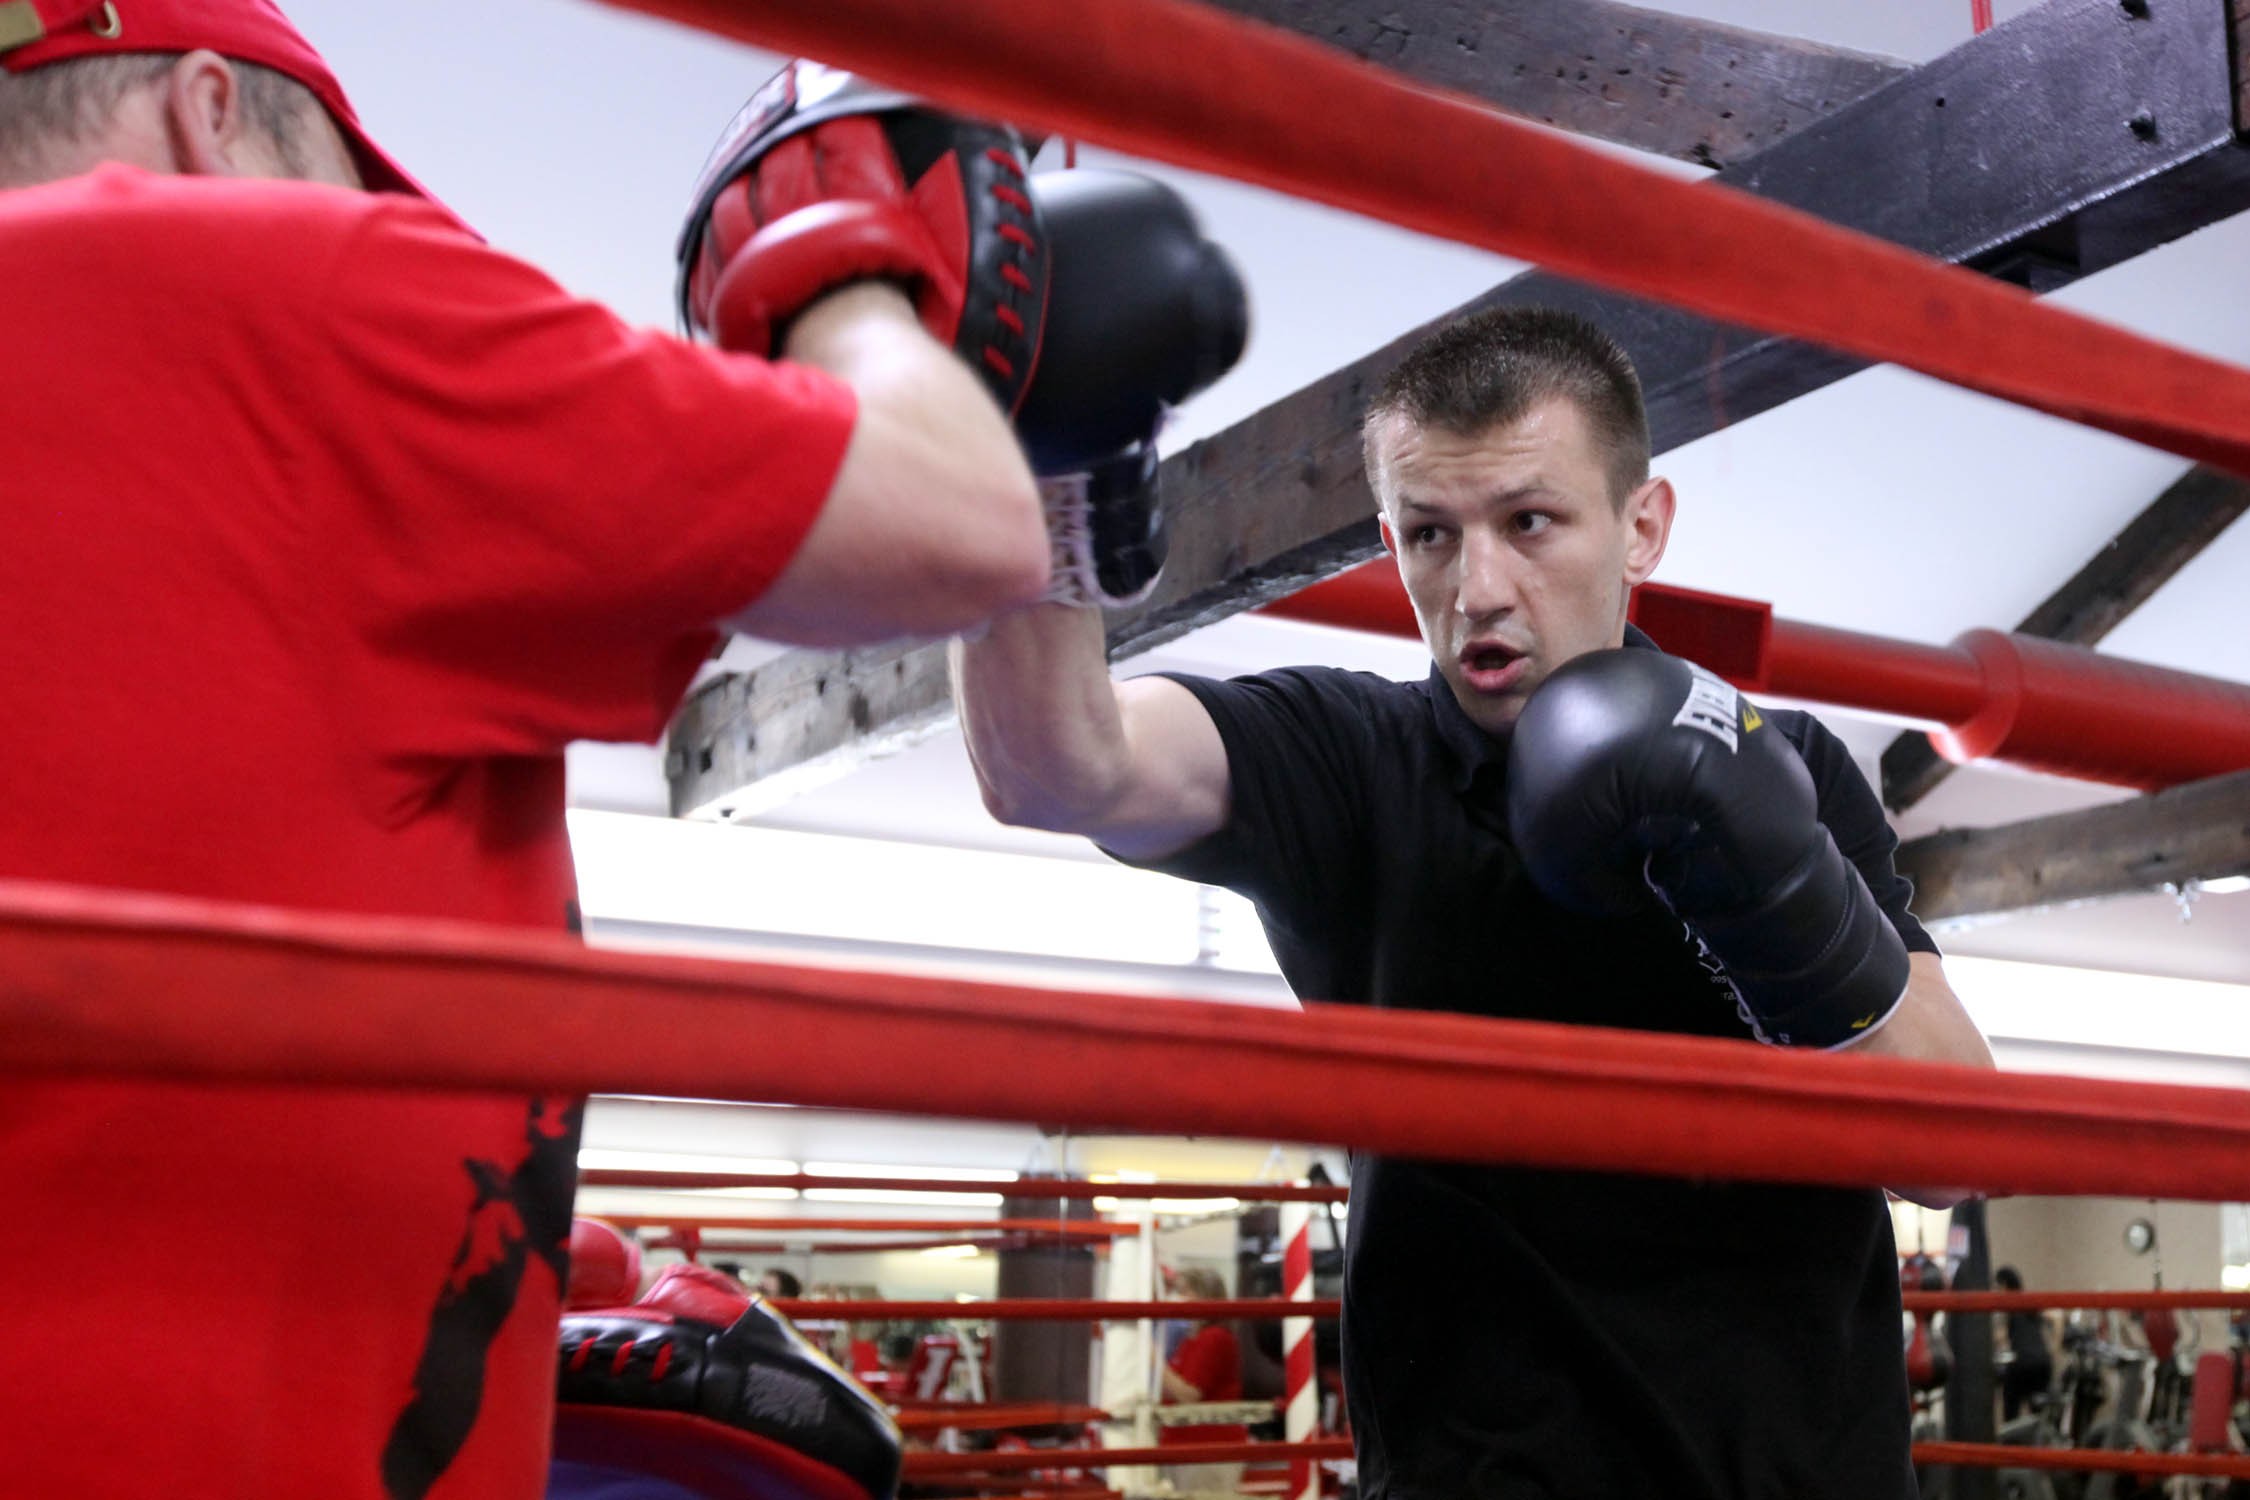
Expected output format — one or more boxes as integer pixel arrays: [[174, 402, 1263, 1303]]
[[1460, 643, 1527, 693]]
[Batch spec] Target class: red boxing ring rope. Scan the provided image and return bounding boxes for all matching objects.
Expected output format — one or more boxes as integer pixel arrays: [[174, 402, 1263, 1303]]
[[657, 1234, 1100, 1255], [578, 1169, 1348, 1203], [901, 1438, 2250, 1482], [772, 1298, 1342, 1323], [892, 1403, 1113, 1435], [1906, 1289, 2250, 1314], [904, 1439, 1357, 1477], [1915, 1444, 2250, 1480], [602, 0, 2250, 477], [794, 1293, 2235, 1319], [12, 880, 2250, 1200], [604, 1215, 1138, 1237]]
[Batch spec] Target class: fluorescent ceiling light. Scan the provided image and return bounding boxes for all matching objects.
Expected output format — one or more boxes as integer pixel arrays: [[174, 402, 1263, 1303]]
[[578, 1149, 799, 1175], [1093, 1197, 1240, 1216], [1946, 956, 2250, 1060], [800, 1164, 1017, 1207], [920, 1244, 984, 1260], [803, 1188, 1006, 1207], [567, 810, 1207, 967], [802, 1163, 1020, 1181]]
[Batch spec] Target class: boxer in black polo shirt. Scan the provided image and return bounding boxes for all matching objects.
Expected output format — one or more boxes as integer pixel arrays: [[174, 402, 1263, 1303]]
[[952, 305, 1994, 1499]]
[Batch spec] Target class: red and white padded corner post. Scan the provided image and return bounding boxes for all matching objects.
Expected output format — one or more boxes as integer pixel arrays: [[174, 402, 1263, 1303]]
[[1281, 1200, 1318, 1500]]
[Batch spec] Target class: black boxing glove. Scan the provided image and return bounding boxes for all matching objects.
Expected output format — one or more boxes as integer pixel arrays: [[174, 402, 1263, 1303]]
[[1504, 649, 1910, 1049], [677, 61, 1048, 414], [556, 1263, 900, 1500], [1017, 168, 1248, 607]]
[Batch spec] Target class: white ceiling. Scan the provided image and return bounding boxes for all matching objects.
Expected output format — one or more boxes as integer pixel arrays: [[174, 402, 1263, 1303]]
[[291, 0, 2249, 991]]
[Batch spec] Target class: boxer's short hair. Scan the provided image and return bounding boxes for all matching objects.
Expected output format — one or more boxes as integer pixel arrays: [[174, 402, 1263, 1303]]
[[1364, 306, 1650, 505]]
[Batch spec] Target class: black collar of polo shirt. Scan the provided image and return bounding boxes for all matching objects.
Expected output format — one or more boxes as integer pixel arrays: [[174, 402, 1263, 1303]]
[[1420, 623, 1662, 794]]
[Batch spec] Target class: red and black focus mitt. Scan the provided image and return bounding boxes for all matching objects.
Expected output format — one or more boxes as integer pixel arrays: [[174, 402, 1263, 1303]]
[[677, 61, 1049, 415], [552, 1262, 901, 1500]]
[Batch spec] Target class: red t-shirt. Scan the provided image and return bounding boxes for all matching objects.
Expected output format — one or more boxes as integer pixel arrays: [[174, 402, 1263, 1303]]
[[0, 167, 856, 1499], [1162, 1323, 1249, 1447]]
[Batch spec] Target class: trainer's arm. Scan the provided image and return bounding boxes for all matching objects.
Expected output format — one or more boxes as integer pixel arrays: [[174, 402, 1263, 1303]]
[[726, 283, 1051, 645], [951, 603, 1231, 862]]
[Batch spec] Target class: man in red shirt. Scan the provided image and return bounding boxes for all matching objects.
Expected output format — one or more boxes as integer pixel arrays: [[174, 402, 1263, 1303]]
[[0, 3, 1054, 1496], [1160, 1267, 1250, 1495]]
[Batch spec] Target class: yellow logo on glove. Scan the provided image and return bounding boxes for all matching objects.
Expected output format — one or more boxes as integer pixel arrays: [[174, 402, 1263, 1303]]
[[1741, 703, 1765, 733]]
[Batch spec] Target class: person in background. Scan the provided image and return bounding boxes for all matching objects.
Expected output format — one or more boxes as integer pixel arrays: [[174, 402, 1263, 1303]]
[[1160, 1266, 1248, 1496], [1994, 1266, 2055, 1420]]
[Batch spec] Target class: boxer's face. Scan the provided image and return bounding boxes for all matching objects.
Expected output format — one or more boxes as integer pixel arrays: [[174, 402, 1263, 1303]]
[[1373, 398, 1672, 736]]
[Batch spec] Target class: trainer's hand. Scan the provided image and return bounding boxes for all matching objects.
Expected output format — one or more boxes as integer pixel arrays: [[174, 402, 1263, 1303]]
[[678, 61, 1048, 414], [1506, 649, 1910, 1049]]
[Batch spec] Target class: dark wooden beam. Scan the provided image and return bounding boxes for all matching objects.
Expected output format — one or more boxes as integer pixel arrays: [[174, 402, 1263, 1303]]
[[1881, 467, 2250, 811], [670, 0, 2250, 817], [1201, 0, 1907, 168], [2231, 0, 2250, 130], [1896, 770, 2250, 924]]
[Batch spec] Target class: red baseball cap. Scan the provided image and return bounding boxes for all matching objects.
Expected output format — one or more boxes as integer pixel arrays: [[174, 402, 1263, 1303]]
[[0, 0, 431, 200]]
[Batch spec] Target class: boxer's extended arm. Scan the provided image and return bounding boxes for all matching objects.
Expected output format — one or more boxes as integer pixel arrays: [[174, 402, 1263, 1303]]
[[1839, 952, 1990, 1070], [1866, 955, 1993, 1209], [726, 283, 1049, 645], [951, 603, 1230, 862]]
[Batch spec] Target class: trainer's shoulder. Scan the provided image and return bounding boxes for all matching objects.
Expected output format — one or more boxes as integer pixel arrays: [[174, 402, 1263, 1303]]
[[1, 165, 429, 289]]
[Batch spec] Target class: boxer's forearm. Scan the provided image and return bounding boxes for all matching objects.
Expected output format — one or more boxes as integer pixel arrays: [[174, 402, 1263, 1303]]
[[1845, 952, 1992, 1208], [952, 607, 1230, 860], [951, 603, 1131, 832], [1841, 953, 1993, 1069]]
